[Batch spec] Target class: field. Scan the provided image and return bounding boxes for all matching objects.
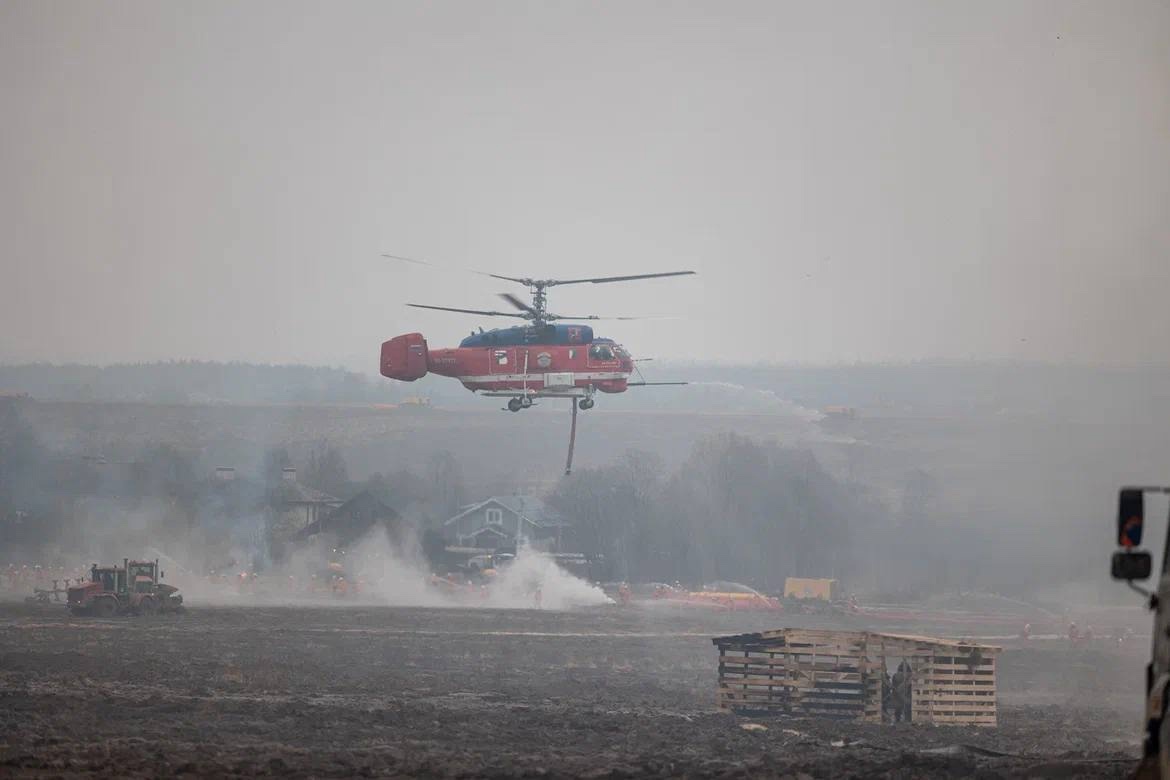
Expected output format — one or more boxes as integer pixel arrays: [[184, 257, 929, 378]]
[[0, 602, 1148, 778]]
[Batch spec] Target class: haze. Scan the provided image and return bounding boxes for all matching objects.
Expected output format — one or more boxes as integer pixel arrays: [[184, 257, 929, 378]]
[[2, 1, 1168, 369]]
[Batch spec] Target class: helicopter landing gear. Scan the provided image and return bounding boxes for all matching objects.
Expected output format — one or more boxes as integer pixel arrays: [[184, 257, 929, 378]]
[[578, 398, 594, 410], [507, 396, 534, 412]]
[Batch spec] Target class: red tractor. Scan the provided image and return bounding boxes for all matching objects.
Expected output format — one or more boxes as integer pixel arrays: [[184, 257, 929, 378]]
[[67, 558, 184, 617]]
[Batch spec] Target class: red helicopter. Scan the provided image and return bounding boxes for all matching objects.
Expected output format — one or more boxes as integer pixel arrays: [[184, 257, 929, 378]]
[[379, 255, 694, 472]]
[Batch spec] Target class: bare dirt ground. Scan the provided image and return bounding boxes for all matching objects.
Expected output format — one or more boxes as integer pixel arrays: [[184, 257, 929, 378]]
[[0, 603, 1147, 778]]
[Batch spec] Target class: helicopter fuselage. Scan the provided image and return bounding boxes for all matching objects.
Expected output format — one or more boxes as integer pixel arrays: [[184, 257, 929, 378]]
[[381, 325, 634, 401]]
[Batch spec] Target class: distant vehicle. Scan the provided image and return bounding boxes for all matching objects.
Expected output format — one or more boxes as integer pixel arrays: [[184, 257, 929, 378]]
[[67, 558, 184, 617], [783, 577, 839, 601], [464, 554, 498, 574], [1109, 486, 1169, 777]]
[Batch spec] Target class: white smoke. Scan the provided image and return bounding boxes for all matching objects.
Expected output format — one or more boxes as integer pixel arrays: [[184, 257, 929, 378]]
[[142, 528, 611, 611], [482, 544, 613, 610], [338, 526, 449, 607]]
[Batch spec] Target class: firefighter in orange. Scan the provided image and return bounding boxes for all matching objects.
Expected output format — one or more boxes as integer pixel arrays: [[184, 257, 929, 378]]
[[618, 582, 632, 607]]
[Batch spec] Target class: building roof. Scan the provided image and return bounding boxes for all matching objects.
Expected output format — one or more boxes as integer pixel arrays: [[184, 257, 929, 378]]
[[443, 495, 566, 528], [292, 489, 401, 542], [466, 525, 509, 539], [332, 490, 397, 520]]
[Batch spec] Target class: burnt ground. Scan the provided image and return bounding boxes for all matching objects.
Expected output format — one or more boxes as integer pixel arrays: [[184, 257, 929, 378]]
[[0, 603, 1149, 778]]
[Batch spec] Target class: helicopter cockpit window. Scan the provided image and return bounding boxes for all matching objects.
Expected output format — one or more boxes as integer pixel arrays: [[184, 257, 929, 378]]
[[589, 344, 614, 361]]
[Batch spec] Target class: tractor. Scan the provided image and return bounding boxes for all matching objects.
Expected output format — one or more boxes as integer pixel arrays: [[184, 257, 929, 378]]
[[67, 558, 184, 617]]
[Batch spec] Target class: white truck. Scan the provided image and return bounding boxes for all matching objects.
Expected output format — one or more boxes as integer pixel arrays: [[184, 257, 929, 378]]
[[1111, 487, 1169, 778]]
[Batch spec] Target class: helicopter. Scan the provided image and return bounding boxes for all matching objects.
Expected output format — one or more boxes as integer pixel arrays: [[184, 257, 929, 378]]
[[379, 255, 695, 472], [379, 255, 694, 411]]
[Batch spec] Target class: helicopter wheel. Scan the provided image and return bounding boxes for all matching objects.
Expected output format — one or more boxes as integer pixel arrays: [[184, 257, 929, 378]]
[[520, 396, 533, 409], [507, 398, 522, 412], [578, 398, 594, 410]]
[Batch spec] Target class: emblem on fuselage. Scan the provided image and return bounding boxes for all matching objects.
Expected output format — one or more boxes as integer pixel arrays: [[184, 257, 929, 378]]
[[536, 352, 552, 368]]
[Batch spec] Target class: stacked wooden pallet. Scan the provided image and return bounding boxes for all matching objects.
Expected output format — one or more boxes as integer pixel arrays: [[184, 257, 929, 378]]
[[913, 647, 997, 726], [712, 628, 1000, 726]]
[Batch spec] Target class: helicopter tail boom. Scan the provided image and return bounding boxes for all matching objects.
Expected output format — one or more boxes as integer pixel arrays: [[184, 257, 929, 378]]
[[380, 333, 429, 381]]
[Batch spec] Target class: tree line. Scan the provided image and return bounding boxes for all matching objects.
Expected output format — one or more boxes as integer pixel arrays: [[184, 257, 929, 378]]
[[0, 361, 401, 405], [545, 436, 870, 590], [1, 392, 991, 597], [545, 434, 991, 597]]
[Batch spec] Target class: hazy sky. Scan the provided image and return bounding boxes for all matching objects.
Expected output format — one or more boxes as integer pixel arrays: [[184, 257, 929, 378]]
[[2, 1, 1168, 371]]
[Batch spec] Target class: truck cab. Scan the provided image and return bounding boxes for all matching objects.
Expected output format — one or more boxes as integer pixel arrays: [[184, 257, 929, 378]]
[[1110, 487, 1169, 777], [92, 565, 125, 593], [128, 560, 161, 592], [67, 564, 126, 614]]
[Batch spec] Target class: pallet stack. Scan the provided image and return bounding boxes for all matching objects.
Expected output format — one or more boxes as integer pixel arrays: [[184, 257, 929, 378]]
[[712, 628, 999, 726]]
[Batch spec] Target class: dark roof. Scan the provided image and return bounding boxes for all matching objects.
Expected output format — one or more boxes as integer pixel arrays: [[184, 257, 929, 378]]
[[333, 490, 398, 522], [293, 489, 401, 543]]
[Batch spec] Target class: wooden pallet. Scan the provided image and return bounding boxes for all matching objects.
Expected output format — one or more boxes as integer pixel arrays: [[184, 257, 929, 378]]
[[713, 628, 1000, 726]]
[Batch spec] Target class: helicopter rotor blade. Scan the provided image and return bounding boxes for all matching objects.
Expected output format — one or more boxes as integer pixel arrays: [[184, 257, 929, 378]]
[[498, 292, 538, 316], [407, 303, 528, 319], [546, 314, 678, 321], [487, 273, 534, 286], [383, 253, 505, 281], [383, 253, 534, 286], [544, 271, 696, 287], [386, 254, 694, 290]]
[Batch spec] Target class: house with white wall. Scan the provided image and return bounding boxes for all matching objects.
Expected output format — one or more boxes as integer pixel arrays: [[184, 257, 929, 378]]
[[443, 495, 569, 552]]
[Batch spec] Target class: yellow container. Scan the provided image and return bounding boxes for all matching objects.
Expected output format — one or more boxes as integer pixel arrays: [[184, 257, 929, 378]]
[[783, 577, 837, 601]]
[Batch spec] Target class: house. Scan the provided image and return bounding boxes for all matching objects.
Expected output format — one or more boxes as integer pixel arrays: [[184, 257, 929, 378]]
[[443, 495, 570, 552], [292, 490, 403, 547], [267, 469, 343, 529]]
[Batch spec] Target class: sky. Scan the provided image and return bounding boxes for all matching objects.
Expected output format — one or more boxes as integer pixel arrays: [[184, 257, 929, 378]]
[[1, 1, 1168, 371]]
